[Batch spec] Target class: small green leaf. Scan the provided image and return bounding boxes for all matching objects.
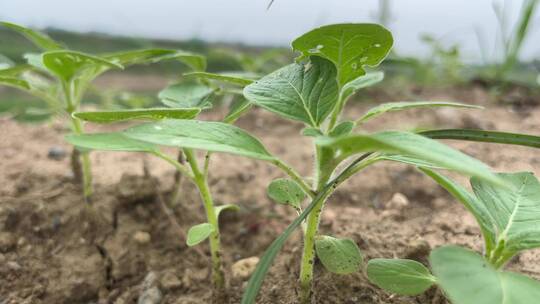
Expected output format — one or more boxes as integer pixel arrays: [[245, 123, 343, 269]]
[[158, 82, 214, 109], [315, 235, 362, 274], [42, 50, 123, 82], [186, 223, 215, 247], [267, 178, 306, 209], [65, 133, 157, 152], [0, 76, 30, 90], [367, 259, 435, 296], [318, 131, 502, 186], [430, 246, 540, 304], [185, 71, 255, 86], [224, 98, 252, 124], [73, 108, 201, 123], [124, 119, 275, 160], [0, 64, 33, 77], [302, 127, 323, 137], [341, 72, 384, 101], [329, 121, 355, 137], [162, 51, 206, 71], [292, 23, 393, 85], [0, 21, 63, 51], [358, 101, 482, 123], [215, 204, 240, 219], [104, 49, 176, 66], [244, 56, 338, 127]]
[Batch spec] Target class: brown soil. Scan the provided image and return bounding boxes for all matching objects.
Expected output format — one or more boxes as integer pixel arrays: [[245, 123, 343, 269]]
[[1, 84, 540, 304]]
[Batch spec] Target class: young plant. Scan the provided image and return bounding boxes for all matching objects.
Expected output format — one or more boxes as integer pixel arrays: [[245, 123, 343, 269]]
[[366, 169, 540, 304], [238, 24, 540, 304], [0, 21, 206, 202]]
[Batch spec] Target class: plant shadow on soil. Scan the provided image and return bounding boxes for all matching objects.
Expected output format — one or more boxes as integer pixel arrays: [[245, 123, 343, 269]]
[[2, 84, 540, 304]]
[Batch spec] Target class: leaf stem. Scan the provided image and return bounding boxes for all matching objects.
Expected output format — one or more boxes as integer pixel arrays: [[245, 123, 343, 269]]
[[273, 159, 316, 198]]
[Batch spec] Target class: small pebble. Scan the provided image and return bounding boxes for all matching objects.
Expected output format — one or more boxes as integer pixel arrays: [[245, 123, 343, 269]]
[[133, 231, 151, 245], [385, 193, 409, 209], [47, 146, 67, 160], [7, 261, 22, 271], [232, 257, 259, 280], [160, 271, 182, 291], [137, 287, 162, 304]]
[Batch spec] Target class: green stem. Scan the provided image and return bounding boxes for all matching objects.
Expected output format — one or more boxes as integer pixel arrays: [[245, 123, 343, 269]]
[[273, 159, 316, 198], [184, 148, 225, 290]]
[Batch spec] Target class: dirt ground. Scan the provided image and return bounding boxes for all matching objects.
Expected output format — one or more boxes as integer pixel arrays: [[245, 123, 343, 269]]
[[1, 83, 540, 304]]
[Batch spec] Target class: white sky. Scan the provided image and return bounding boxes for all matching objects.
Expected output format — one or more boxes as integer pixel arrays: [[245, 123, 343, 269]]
[[0, 0, 538, 62]]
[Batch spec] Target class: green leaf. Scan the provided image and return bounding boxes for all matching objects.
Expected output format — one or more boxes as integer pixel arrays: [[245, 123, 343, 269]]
[[103, 49, 175, 66], [302, 127, 323, 137], [158, 82, 214, 109], [419, 168, 497, 252], [162, 51, 206, 71], [0, 64, 33, 77], [73, 108, 201, 124], [420, 129, 540, 149], [292, 23, 393, 86], [318, 131, 502, 186], [224, 98, 252, 124], [366, 259, 435, 296], [358, 101, 482, 123], [329, 121, 355, 137], [244, 56, 338, 127], [124, 119, 274, 160], [42, 50, 123, 82], [267, 178, 306, 209], [185, 71, 255, 86], [215, 204, 240, 219], [186, 223, 215, 247], [430, 245, 540, 304], [65, 133, 157, 152], [472, 172, 540, 254], [0, 76, 30, 90], [341, 71, 384, 102], [0, 21, 62, 51], [315, 235, 362, 274]]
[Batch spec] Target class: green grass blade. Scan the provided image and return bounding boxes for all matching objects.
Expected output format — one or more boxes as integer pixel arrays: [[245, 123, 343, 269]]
[[420, 129, 540, 148], [73, 108, 201, 123]]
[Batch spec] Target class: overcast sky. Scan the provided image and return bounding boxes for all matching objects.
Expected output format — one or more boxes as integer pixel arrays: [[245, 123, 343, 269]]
[[0, 0, 538, 62]]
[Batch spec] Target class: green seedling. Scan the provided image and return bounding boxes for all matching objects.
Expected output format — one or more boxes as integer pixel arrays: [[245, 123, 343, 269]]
[[367, 170, 540, 304], [0, 21, 205, 202], [238, 24, 540, 304]]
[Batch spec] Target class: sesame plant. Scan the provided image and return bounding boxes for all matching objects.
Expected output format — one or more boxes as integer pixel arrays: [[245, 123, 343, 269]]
[[367, 169, 540, 303], [238, 24, 540, 304], [0, 21, 206, 202]]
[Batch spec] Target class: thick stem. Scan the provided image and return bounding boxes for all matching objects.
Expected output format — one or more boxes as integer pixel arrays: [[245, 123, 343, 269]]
[[184, 149, 225, 290]]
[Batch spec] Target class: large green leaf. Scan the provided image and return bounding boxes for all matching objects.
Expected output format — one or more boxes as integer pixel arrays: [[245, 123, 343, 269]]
[[315, 235, 362, 274], [318, 131, 502, 186], [65, 133, 157, 152], [105, 49, 205, 71], [243, 56, 338, 127], [42, 50, 122, 82], [124, 119, 274, 160], [471, 172, 540, 254], [73, 108, 200, 123], [420, 129, 540, 149], [267, 178, 306, 210], [292, 23, 393, 86], [186, 223, 215, 247], [430, 246, 540, 304], [185, 71, 255, 86], [158, 82, 214, 109], [419, 168, 497, 251], [358, 101, 482, 123], [0, 21, 63, 51], [366, 259, 435, 296]]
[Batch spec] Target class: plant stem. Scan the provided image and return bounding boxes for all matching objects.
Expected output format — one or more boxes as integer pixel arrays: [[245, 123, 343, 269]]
[[273, 159, 316, 198], [184, 148, 225, 290]]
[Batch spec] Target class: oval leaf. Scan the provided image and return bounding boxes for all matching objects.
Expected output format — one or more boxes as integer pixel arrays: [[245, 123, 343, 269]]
[[292, 23, 393, 86], [1, 21, 62, 51], [367, 259, 435, 296], [66, 133, 157, 152], [73, 108, 200, 123], [358, 101, 482, 123], [430, 245, 540, 304], [42, 50, 123, 82], [315, 235, 362, 274], [341, 72, 384, 101], [186, 223, 215, 247], [215, 204, 240, 219], [185, 71, 255, 86], [124, 119, 274, 160], [318, 131, 502, 186], [159, 82, 214, 109], [162, 51, 206, 71], [244, 56, 338, 127], [329, 121, 355, 137], [267, 178, 306, 209]]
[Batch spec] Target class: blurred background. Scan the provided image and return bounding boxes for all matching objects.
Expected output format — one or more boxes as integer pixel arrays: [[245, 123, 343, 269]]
[[0, 0, 539, 121]]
